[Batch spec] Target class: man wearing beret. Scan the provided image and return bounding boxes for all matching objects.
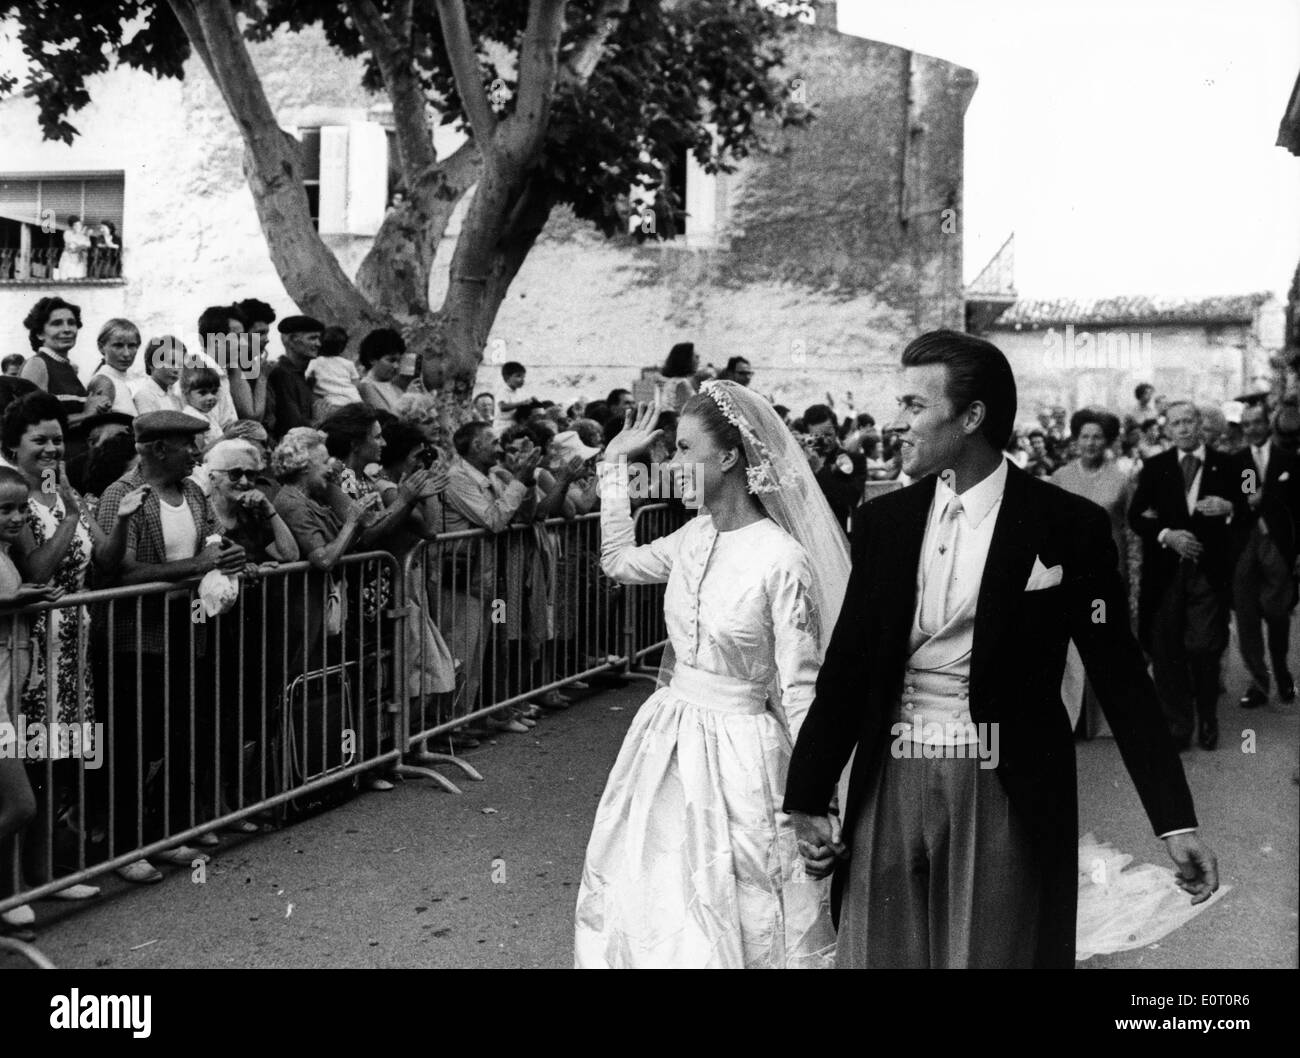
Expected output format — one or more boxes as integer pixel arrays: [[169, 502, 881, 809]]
[[92, 411, 247, 879], [267, 315, 323, 439]]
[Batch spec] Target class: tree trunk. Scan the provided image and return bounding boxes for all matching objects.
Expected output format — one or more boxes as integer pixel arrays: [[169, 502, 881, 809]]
[[354, 143, 481, 321]]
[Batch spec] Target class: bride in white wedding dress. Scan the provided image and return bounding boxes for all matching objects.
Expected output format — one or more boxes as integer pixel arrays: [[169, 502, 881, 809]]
[[574, 384, 851, 969]]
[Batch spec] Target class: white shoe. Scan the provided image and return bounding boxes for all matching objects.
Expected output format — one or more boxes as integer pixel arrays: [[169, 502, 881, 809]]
[[152, 846, 209, 867], [117, 860, 163, 884], [1, 904, 35, 927], [366, 777, 396, 792], [49, 883, 101, 901]]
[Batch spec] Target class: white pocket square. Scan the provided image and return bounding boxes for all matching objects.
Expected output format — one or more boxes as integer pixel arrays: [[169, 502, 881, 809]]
[[1281, 472, 1291, 483], [1025, 556, 1063, 591]]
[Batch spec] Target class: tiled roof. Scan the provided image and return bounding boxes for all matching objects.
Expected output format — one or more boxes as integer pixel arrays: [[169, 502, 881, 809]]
[[989, 293, 1273, 329]]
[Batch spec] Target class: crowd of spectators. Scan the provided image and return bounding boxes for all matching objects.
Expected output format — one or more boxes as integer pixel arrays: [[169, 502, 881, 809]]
[[4, 299, 1292, 937]]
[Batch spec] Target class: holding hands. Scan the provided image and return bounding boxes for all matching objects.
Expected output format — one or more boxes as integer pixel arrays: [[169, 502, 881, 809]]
[[789, 811, 847, 880]]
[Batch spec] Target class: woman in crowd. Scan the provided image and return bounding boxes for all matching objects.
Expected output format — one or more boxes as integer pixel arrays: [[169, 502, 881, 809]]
[[19, 298, 111, 430], [0, 467, 65, 936], [1050, 409, 1131, 739], [204, 439, 298, 828], [271, 427, 390, 790], [357, 329, 407, 415], [498, 423, 586, 718], [2, 391, 146, 896], [656, 342, 700, 413], [372, 419, 458, 746], [88, 318, 143, 416]]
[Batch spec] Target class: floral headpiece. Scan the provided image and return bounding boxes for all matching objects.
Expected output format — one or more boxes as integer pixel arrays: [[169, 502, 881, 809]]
[[700, 380, 790, 495]]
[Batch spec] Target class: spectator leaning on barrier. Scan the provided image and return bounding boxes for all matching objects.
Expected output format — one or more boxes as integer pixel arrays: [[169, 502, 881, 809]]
[[440, 420, 541, 729], [92, 411, 247, 882], [0, 464, 65, 936], [204, 438, 298, 827], [2, 394, 145, 902]]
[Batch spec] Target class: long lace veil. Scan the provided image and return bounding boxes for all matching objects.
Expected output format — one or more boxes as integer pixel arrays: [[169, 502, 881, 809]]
[[655, 380, 852, 688]]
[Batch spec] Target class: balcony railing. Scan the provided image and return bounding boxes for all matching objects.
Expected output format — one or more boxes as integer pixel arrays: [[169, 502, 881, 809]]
[[0, 245, 124, 282]]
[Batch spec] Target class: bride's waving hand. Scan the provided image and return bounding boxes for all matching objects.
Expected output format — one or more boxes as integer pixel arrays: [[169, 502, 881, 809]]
[[602, 401, 664, 462]]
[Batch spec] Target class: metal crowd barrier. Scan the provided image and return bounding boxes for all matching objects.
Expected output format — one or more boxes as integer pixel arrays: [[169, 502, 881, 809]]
[[399, 502, 692, 778], [1, 503, 694, 920], [1, 551, 401, 918]]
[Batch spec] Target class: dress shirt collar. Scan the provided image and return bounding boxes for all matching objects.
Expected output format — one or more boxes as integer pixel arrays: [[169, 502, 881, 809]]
[[934, 457, 1008, 531], [1252, 440, 1270, 462], [1177, 444, 1207, 464]]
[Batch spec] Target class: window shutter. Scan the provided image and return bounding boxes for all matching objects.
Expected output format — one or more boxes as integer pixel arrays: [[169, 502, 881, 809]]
[[36, 179, 87, 228], [81, 175, 125, 233], [345, 121, 388, 236], [0, 177, 40, 226], [318, 125, 349, 234], [684, 126, 719, 247]]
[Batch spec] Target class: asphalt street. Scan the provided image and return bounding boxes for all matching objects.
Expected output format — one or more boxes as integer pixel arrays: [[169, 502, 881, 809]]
[[5, 643, 1297, 970]]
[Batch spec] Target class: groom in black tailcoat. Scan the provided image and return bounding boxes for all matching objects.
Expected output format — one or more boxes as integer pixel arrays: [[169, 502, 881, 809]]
[[783, 330, 1219, 968]]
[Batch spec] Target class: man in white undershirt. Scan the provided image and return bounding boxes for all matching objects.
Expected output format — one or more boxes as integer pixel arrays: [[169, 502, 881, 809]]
[[93, 411, 247, 878]]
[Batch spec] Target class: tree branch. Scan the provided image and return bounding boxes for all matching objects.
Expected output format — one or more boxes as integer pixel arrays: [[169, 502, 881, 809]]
[[346, 0, 437, 183], [433, 0, 498, 153], [396, 0, 415, 43], [560, 0, 630, 88], [506, 0, 566, 162], [167, 0, 387, 330]]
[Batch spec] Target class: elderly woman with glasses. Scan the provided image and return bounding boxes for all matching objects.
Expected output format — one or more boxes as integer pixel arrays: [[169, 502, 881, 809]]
[[203, 439, 298, 830]]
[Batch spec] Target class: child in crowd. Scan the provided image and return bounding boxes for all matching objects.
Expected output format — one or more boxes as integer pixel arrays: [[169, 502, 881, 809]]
[[179, 363, 225, 451], [494, 361, 532, 434], [1, 356, 24, 378], [0, 466, 64, 935], [306, 325, 362, 418], [130, 336, 185, 416]]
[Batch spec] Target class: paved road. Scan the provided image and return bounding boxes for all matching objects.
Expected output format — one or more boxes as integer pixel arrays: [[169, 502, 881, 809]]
[[5, 646, 1297, 969]]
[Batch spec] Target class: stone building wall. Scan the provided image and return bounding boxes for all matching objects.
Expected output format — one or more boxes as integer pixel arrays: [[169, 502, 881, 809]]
[[987, 322, 1256, 423], [1, 22, 976, 426]]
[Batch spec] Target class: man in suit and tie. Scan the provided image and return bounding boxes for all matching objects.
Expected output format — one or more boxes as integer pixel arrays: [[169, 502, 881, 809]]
[[1233, 403, 1300, 707], [782, 330, 1218, 968], [1128, 401, 1244, 751]]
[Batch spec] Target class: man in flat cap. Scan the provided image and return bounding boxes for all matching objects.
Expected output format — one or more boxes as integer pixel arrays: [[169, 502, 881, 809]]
[[267, 315, 324, 438], [91, 410, 247, 879]]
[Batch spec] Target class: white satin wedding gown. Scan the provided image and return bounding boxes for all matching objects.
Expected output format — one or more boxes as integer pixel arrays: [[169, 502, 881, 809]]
[[574, 465, 836, 968]]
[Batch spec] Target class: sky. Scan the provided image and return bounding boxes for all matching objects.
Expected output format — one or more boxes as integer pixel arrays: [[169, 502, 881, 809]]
[[836, 0, 1300, 301]]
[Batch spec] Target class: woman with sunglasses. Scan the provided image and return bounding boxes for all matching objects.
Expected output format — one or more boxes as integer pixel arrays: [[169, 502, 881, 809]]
[[203, 439, 298, 833]]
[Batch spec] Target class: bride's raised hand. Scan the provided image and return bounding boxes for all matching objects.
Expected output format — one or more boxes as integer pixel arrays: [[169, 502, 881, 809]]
[[602, 401, 664, 463]]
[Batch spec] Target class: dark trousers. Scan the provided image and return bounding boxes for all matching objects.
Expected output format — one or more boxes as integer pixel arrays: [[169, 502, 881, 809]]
[[1151, 563, 1229, 739], [1233, 528, 1294, 695], [838, 751, 1043, 968], [91, 604, 215, 856]]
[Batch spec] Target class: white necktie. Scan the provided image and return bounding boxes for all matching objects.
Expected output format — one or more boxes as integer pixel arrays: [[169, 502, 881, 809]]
[[922, 495, 963, 629]]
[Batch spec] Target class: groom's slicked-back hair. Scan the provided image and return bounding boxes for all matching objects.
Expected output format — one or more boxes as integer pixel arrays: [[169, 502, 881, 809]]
[[900, 329, 1017, 449]]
